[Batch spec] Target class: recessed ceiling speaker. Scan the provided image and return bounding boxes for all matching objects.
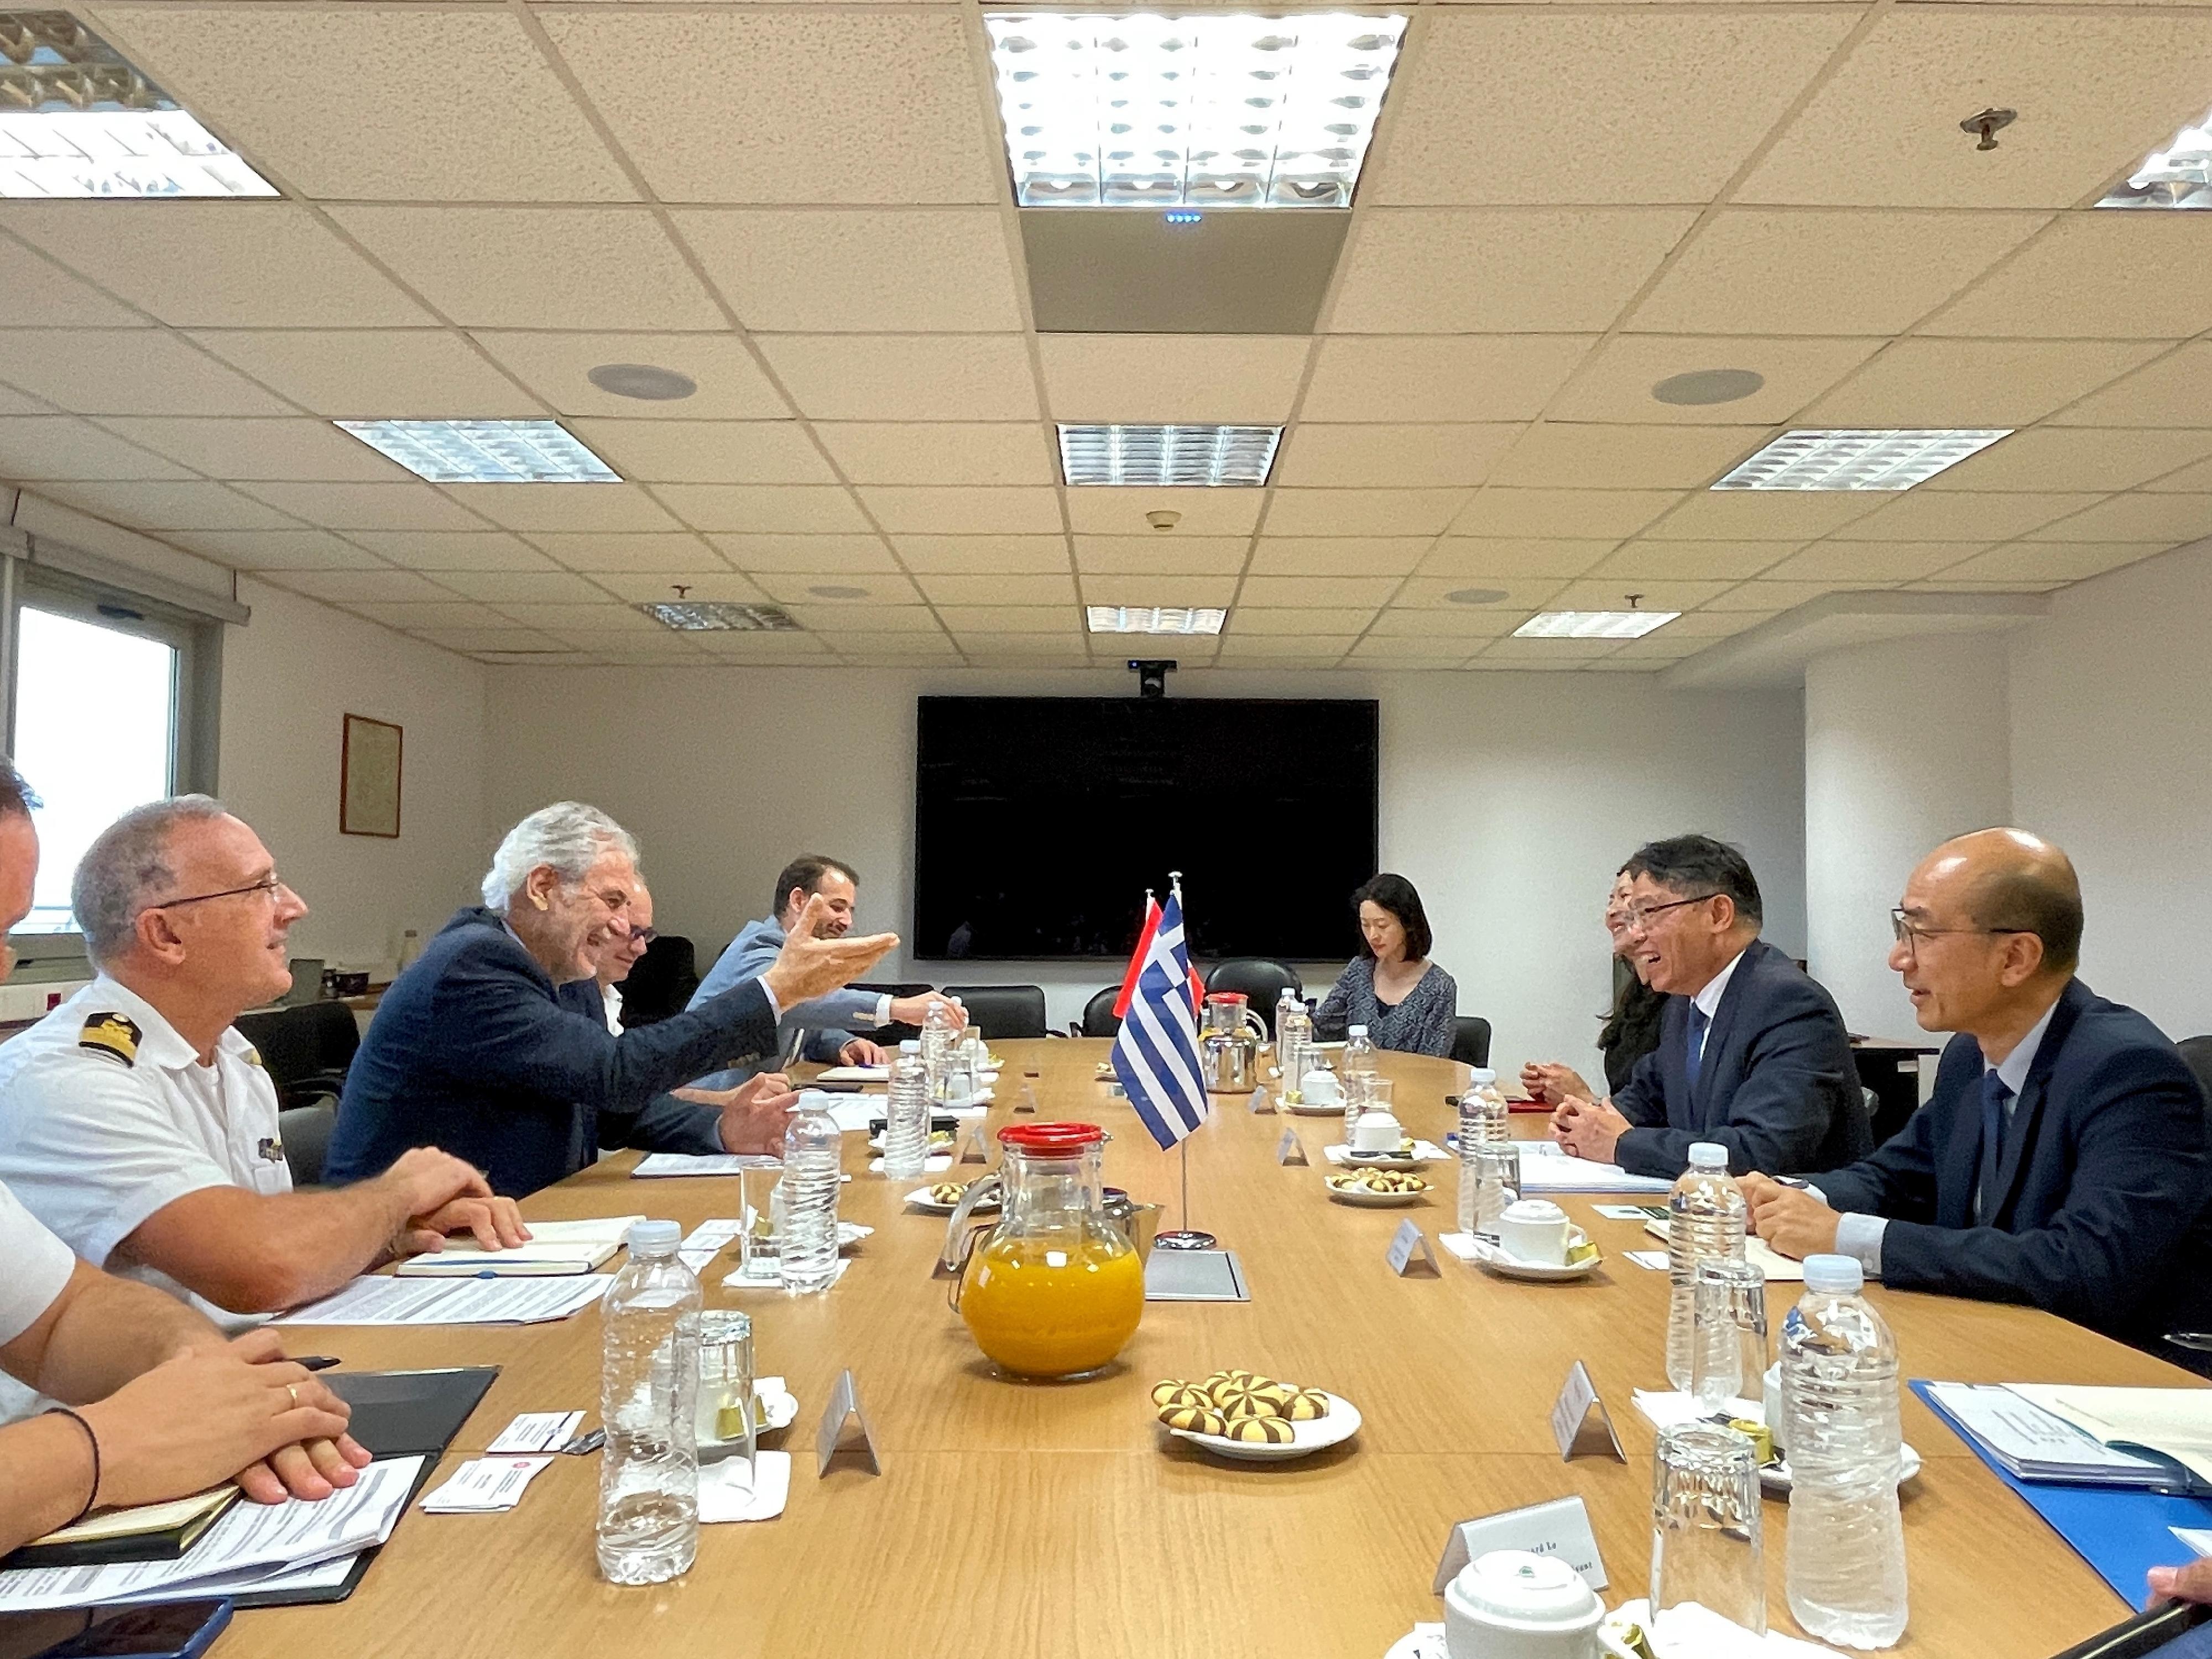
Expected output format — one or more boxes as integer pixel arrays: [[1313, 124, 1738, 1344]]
[[1445, 587, 1511, 606], [587, 363, 697, 401], [1651, 368, 1765, 406]]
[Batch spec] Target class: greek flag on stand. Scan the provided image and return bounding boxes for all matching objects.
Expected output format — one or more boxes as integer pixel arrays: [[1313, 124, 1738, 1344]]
[[1110, 889, 1209, 1151]]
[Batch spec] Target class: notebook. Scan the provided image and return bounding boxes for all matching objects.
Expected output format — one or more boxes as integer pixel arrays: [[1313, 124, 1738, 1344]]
[[1640, 1216, 1808, 1281], [2010, 1385, 2212, 1493], [4, 1487, 241, 1571], [393, 1215, 642, 1277]]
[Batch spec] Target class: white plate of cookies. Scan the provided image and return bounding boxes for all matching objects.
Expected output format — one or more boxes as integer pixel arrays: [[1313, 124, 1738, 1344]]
[[904, 1181, 1001, 1215], [1152, 1370, 1360, 1463], [1324, 1169, 1430, 1207]]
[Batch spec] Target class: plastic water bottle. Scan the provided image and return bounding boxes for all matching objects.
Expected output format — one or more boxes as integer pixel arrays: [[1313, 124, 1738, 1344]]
[[1463, 1067, 1510, 1145], [1782, 1255, 1908, 1648], [1665, 1142, 1747, 1390], [1342, 1024, 1377, 1141], [922, 995, 959, 1103], [1455, 1097, 1481, 1234], [883, 1039, 931, 1180], [1274, 988, 1304, 1069], [779, 1095, 842, 1293], [596, 1220, 701, 1585]]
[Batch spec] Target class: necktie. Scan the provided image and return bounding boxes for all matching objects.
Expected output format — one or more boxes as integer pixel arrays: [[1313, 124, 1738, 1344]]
[[1684, 1005, 1710, 1093], [1976, 1071, 2015, 1224]]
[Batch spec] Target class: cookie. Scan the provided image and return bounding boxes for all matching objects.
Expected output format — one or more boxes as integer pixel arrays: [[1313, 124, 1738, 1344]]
[[1151, 1381, 1209, 1408], [1225, 1416, 1295, 1444], [1159, 1404, 1227, 1434], [1282, 1389, 1332, 1421]]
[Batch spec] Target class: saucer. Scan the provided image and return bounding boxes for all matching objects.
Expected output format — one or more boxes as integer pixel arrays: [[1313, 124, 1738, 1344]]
[[1324, 1172, 1430, 1207], [1760, 1442, 1922, 1496], [1461, 1230, 1601, 1280], [1166, 1390, 1361, 1463], [902, 1185, 1000, 1215], [1284, 1097, 1346, 1116]]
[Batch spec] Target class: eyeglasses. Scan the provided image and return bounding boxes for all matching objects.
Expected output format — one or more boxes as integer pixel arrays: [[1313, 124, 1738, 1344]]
[[1889, 909, 2031, 951], [1621, 893, 1718, 931], [148, 874, 291, 911], [626, 926, 658, 947]]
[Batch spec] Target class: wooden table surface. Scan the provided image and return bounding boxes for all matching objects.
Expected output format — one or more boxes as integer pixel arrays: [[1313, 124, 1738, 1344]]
[[233, 1040, 2191, 1659]]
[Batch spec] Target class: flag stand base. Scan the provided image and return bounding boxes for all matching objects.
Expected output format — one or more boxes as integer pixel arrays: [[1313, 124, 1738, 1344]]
[[1151, 1229, 1217, 1251]]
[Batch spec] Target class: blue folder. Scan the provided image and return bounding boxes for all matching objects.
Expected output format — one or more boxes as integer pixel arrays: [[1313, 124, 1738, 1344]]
[[1912, 1379, 2212, 1611]]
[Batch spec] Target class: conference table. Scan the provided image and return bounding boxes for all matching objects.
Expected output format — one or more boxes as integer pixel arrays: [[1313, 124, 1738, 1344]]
[[241, 1040, 2194, 1659]]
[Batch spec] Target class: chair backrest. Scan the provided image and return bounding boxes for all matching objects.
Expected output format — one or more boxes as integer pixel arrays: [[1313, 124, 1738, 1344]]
[[943, 984, 1049, 1040], [617, 935, 698, 1027], [1449, 1015, 1493, 1069], [1081, 986, 1123, 1039], [234, 1001, 361, 1110], [2179, 1035, 2212, 1120], [278, 1100, 337, 1187], [1202, 959, 1305, 1034]]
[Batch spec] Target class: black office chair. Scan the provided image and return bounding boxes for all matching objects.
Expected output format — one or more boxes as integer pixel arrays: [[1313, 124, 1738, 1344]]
[[618, 935, 698, 1027], [2178, 1036, 2212, 1110], [1448, 1016, 1493, 1069], [1079, 987, 1122, 1039], [851, 981, 938, 1042], [2163, 1036, 2212, 1368], [234, 1001, 360, 1112], [1203, 959, 1304, 1033], [943, 984, 1050, 1040], [278, 1101, 337, 1187]]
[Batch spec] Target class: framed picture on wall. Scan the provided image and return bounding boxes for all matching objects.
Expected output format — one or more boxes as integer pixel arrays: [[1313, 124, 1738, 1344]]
[[340, 713, 403, 838]]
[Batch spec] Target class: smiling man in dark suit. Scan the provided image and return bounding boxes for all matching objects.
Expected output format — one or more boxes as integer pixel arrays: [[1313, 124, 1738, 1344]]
[[1536, 834, 1868, 1180], [1744, 828, 2212, 1371]]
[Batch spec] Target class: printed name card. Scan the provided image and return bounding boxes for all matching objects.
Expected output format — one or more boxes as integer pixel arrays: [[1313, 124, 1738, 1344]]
[[1386, 1218, 1440, 1278], [958, 1123, 991, 1164], [1248, 1086, 1275, 1115], [1431, 1495, 1608, 1595], [1275, 1127, 1308, 1167], [1550, 1359, 1625, 1464], [1016, 1074, 1040, 1114], [814, 1367, 881, 1477]]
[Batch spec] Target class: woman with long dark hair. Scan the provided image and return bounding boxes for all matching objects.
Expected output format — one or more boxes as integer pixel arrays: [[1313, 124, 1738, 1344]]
[[1312, 873, 1458, 1056]]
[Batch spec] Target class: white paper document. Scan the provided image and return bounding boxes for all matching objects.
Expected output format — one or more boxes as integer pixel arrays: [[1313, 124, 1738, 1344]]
[[2172, 1527, 2212, 1557], [633, 1152, 782, 1178], [0, 1456, 422, 1611], [419, 1455, 555, 1514], [816, 1065, 889, 1083], [1926, 1382, 2173, 1484], [1513, 1142, 1672, 1194], [1639, 1217, 1807, 1281], [698, 1451, 793, 1523], [487, 1410, 585, 1455], [274, 1274, 611, 1326]]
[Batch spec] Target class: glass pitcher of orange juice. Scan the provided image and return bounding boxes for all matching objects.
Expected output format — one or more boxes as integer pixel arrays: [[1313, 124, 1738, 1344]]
[[941, 1122, 1144, 1380]]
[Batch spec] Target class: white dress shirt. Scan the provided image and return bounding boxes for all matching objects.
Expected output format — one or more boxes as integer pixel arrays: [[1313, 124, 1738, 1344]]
[[0, 1177, 76, 1347], [1688, 945, 1750, 1072]]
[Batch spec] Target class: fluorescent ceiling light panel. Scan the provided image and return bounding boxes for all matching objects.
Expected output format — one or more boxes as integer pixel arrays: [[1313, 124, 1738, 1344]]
[[1059, 423, 1281, 486], [0, 11, 276, 199], [2099, 105, 2212, 209], [984, 12, 1407, 208], [335, 420, 620, 484], [1086, 605, 1227, 634], [1712, 429, 2010, 492], [637, 602, 801, 633], [1513, 611, 1679, 641]]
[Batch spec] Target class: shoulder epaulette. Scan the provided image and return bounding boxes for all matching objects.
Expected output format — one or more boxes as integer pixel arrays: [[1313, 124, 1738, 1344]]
[[79, 1012, 142, 1067]]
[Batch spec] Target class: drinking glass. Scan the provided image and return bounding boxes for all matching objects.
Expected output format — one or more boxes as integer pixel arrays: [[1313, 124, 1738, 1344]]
[[696, 1310, 757, 1491], [1362, 1077, 1395, 1117], [1340, 1070, 1371, 1143], [1650, 1423, 1766, 1636], [1465, 1143, 1521, 1241], [1690, 1260, 1769, 1412]]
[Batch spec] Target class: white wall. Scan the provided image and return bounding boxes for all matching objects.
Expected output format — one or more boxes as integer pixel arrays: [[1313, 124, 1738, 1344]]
[[2008, 538, 2212, 1040], [482, 665, 1806, 1079], [1803, 634, 2012, 1036], [218, 577, 488, 973]]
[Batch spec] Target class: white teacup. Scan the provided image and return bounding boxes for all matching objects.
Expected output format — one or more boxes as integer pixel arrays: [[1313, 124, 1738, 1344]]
[[1496, 1198, 1571, 1266], [1353, 1109, 1404, 1154], [1444, 1550, 1603, 1659], [1300, 1067, 1340, 1105]]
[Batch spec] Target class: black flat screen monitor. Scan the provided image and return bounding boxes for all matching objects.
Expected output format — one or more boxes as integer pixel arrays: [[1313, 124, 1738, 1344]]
[[914, 695, 1379, 962]]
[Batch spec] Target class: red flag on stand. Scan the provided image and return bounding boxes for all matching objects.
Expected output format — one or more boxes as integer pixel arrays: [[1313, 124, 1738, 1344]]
[[1112, 893, 1203, 1020]]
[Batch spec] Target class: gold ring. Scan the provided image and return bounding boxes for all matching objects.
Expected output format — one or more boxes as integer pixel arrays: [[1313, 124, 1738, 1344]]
[[286, 1383, 299, 1408]]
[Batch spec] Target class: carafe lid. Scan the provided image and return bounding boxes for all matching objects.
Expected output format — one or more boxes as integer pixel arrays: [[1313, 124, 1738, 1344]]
[[998, 1121, 1105, 1152]]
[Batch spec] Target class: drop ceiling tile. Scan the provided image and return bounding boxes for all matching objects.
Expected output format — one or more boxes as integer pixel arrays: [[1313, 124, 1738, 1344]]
[[1302, 337, 1594, 422], [2048, 345, 2212, 430], [36, 479, 298, 531], [95, 417, 408, 483], [1248, 537, 1434, 577], [0, 387, 41, 415], [1371, 11, 1855, 205], [651, 484, 867, 534], [89, 5, 635, 202], [1227, 607, 1379, 635], [1583, 540, 1798, 580], [564, 420, 834, 485], [273, 568, 459, 603], [494, 603, 660, 633], [1803, 340, 2166, 427], [1343, 640, 1471, 666], [759, 336, 1039, 422], [346, 531, 558, 572], [1236, 574, 1403, 608], [548, 630, 704, 655], [411, 628, 567, 653], [236, 482, 487, 532], [0, 418, 190, 481], [1449, 488, 1680, 539], [1489, 425, 1767, 490], [1273, 424, 1521, 489], [1547, 336, 1885, 425], [1037, 336, 1311, 424], [1921, 427, 2212, 494], [1606, 633, 1707, 661], [2027, 495, 2212, 544], [1903, 578, 2068, 595], [790, 604, 942, 632], [433, 571, 614, 604], [956, 636, 1091, 660], [1474, 637, 1618, 664], [1627, 210, 2047, 337], [1705, 581, 1866, 611], [1065, 489, 1262, 537], [468, 334, 787, 421], [588, 572, 770, 604], [186, 330, 541, 419], [1214, 633, 1360, 656], [328, 208, 723, 332], [896, 535, 1071, 573], [1937, 542, 2174, 583], [0, 203, 432, 329], [1074, 535, 1249, 574], [705, 534, 898, 573], [1738, 10, 2212, 209], [1366, 608, 1517, 639], [915, 572, 1077, 607], [1329, 209, 1696, 332], [676, 209, 1021, 332], [1923, 215, 2212, 340], [165, 529, 377, 571], [758, 572, 926, 607], [538, 9, 999, 206], [857, 486, 1063, 536], [1548, 578, 1736, 611], [818, 424, 1055, 487], [1420, 538, 1619, 578], [441, 484, 686, 534], [1392, 577, 1568, 612], [534, 532, 727, 572], [345, 601, 514, 632], [0, 331, 293, 416], [830, 648, 961, 665], [2145, 456, 2212, 493], [936, 607, 1080, 634], [0, 235, 151, 327], [1081, 572, 1241, 609], [1663, 611, 1778, 638], [690, 633, 837, 660], [1643, 491, 1886, 540], [1265, 488, 1472, 538], [1838, 491, 2099, 542], [1760, 541, 1994, 582]]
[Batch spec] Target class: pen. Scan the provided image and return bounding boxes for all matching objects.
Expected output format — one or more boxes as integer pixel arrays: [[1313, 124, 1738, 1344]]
[[295, 1355, 342, 1371]]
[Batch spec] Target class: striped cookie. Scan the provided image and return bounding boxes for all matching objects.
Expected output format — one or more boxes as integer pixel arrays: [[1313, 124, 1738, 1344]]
[[1282, 1389, 1332, 1421], [1225, 1416, 1296, 1444], [1159, 1404, 1228, 1434], [1151, 1381, 1209, 1409]]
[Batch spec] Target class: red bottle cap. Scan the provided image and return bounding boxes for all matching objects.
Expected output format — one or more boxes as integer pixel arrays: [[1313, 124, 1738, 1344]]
[[998, 1121, 1105, 1152]]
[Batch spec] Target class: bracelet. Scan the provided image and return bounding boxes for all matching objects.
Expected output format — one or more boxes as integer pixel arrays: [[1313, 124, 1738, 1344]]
[[44, 1406, 101, 1526]]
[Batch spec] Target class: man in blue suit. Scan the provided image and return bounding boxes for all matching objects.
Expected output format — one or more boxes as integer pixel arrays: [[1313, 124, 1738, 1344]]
[[1745, 828, 2212, 1370], [1536, 834, 1869, 1180]]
